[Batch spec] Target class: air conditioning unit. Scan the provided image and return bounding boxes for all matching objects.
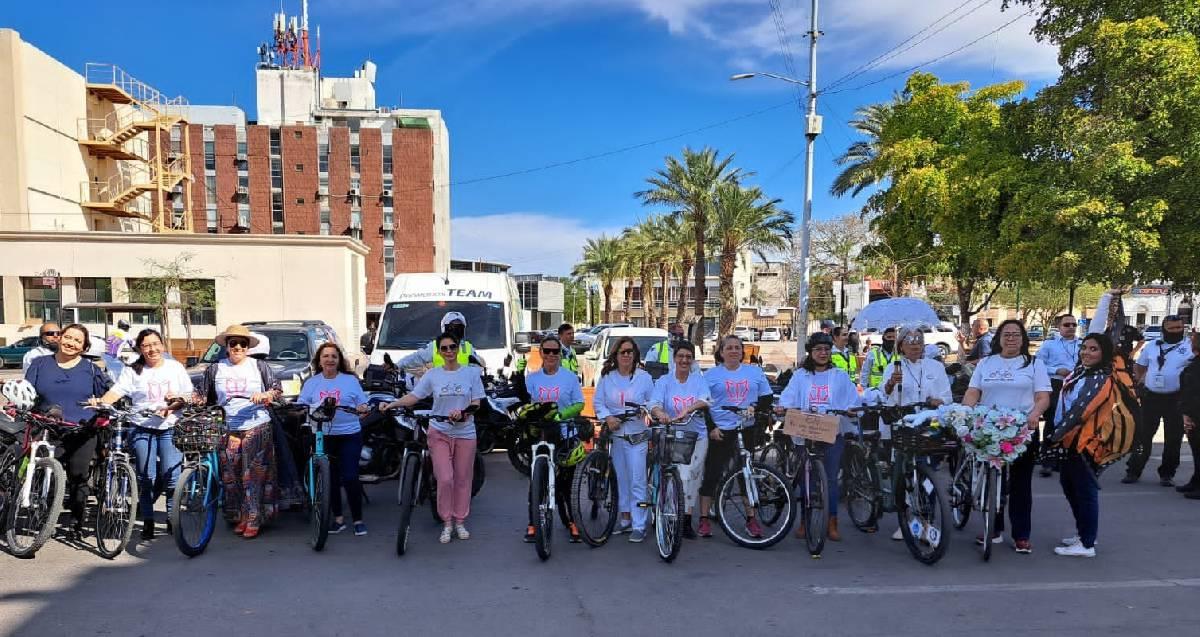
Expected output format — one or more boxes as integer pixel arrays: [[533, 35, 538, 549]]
[[236, 152, 248, 161], [381, 221, 394, 231], [347, 188, 359, 198], [381, 189, 392, 198], [236, 186, 249, 196], [349, 217, 361, 230]]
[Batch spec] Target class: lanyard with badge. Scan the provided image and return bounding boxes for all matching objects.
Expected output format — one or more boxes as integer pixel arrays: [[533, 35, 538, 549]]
[[1149, 340, 1184, 391]]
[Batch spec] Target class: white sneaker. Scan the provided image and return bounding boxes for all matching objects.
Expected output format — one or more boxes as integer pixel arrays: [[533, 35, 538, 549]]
[[1060, 535, 1081, 546], [891, 527, 904, 541], [1054, 543, 1095, 558], [439, 526, 452, 544], [455, 524, 470, 540]]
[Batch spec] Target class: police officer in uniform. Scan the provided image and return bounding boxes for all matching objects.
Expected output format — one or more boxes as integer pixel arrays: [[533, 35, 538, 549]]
[[398, 311, 483, 371], [830, 326, 859, 382], [859, 326, 900, 390]]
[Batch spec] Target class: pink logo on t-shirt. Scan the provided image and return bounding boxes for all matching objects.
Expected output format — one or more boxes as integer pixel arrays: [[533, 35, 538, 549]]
[[537, 386, 560, 403], [145, 380, 171, 403], [223, 378, 248, 395], [807, 384, 830, 407], [724, 380, 750, 404], [318, 389, 341, 403], [672, 396, 696, 415]]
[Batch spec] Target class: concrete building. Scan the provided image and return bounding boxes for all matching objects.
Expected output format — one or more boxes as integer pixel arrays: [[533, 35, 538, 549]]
[[610, 253, 755, 329], [512, 274, 565, 330], [451, 259, 511, 274]]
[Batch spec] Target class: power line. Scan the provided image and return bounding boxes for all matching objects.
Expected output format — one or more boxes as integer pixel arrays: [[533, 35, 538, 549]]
[[824, 0, 991, 92], [823, 8, 1034, 95]]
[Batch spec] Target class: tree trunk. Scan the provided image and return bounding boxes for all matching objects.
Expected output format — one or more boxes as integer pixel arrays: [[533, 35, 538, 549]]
[[658, 263, 670, 329], [603, 282, 614, 323], [675, 256, 694, 325], [718, 246, 738, 337], [641, 263, 656, 328], [690, 214, 707, 344], [956, 279, 976, 330], [623, 281, 633, 322]]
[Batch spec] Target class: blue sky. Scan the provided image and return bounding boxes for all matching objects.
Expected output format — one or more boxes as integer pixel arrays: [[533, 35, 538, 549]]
[[3, 0, 1060, 275]]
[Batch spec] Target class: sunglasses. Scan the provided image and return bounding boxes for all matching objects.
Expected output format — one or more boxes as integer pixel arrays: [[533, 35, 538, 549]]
[[542, 348, 561, 355], [1061, 323, 1077, 327], [618, 349, 636, 356], [227, 339, 250, 349], [439, 343, 459, 352], [40, 330, 61, 337]]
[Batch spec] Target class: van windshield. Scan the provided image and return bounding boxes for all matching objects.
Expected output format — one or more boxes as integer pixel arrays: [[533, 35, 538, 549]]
[[377, 301, 507, 350]]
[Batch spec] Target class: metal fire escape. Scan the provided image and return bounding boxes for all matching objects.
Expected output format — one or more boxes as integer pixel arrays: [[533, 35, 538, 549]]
[[77, 63, 194, 232]]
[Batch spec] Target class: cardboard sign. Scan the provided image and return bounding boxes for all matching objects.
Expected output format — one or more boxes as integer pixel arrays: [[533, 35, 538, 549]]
[[782, 409, 840, 444]]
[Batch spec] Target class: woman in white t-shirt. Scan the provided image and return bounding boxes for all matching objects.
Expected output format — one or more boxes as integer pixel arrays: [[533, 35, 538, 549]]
[[593, 336, 655, 542], [387, 332, 485, 544], [96, 329, 193, 541], [649, 341, 710, 539], [963, 319, 1051, 554]]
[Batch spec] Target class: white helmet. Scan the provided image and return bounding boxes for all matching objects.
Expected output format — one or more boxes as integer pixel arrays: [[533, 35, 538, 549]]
[[2, 379, 38, 410], [248, 332, 271, 359], [440, 311, 467, 332]]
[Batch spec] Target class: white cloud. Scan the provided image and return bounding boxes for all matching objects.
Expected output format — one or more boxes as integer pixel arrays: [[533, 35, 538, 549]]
[[331, 0, 1058, 79], [451, 213, 622, 277]]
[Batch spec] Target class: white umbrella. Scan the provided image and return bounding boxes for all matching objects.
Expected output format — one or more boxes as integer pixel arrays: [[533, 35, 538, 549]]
[[851, 297, 941, 332]]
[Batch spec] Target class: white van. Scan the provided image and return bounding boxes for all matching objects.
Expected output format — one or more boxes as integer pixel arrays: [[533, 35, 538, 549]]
[[370, 272, 522, 373]]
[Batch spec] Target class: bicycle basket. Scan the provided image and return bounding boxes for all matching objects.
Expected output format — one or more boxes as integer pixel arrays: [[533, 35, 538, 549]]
[[656, 429, 699, 465], [174, 407, 227, 454], [891, 423, 958, 456]]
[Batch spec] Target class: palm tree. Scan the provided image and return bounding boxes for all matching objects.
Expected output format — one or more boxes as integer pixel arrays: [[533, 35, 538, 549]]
[[708, 183, 794, 336], [658, 214, 697, 326], [830, 102, 893, 198], [642, 215, 676, 328], [636, 147, 743, 340], [572, 235, 620, 322], [619, 223, 658, 327]]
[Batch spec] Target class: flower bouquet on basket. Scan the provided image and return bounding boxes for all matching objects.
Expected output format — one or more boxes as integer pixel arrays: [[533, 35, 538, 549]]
[[936, 404, 1030, 467]]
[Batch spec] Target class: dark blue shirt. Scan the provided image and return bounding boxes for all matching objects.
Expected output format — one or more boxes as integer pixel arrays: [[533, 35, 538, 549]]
[[24, 356, 111, 425]]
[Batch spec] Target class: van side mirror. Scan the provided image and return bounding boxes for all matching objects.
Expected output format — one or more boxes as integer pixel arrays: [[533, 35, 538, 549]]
[[515, 344, 531, 354], [504, 354, 513, 367], [186, 356, 199, 367]]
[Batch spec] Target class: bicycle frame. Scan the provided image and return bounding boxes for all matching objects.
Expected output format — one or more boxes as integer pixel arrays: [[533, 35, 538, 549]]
[[19, 424, 60, 509], [532, 436, 558, 515]]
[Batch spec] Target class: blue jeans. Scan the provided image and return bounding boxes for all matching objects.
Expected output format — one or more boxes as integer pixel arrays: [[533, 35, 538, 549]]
[[131, 427, 183, 519], [822, 435, 845, 517], [1059, 452, 1098, 548]]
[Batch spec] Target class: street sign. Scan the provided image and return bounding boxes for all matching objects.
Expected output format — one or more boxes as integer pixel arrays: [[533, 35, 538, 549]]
[[1131, 286, 1170, 296]]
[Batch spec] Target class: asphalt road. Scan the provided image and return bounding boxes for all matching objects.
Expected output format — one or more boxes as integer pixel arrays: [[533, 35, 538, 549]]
[[1, 446, 1197, 637]]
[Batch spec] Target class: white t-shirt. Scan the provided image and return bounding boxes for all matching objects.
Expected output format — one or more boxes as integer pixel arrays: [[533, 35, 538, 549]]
[[779, 367, 860, 435], [213, 358, 270, 431], [112, 359, 194, 430], [298, 372, 369, 436], [649, 372, 712, 435], [411, 366, 486, 439], [593, 368, 655, 434], [968, 354, 1052, 416], [1137, 339, 1194, 394], [885, 357, 953, 407]]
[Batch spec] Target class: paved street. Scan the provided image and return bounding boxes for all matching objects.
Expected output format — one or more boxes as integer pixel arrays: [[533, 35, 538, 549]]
[[1, 447, 1197, 637]]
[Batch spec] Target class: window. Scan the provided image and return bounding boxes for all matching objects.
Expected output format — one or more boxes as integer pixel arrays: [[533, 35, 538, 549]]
[[271, 158, 282, 189], [384, 246, 395, 277], [269, 128, 281, 155], [204, 175, 216, 206], [237, 141, 247, 156], [294, 163, 304, 172], [204, 141, 215, 170], [318, 143, 329, 172], [1151, 315, 1161, 325], [350, 144, 360, 172], [76, 278, 112, 323], [1136, 312, 1147, 325], [126, 279, 161, 324], [22, 278, 60, 323], [272, 191, 284, 231], [382, 144, 393, 174], [293, 130, 303, 139], [183, 280, 216, 326], [206, 205, 218, 233]]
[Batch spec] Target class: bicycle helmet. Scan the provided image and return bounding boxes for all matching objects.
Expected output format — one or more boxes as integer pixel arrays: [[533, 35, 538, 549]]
[[2, 379, 38, 410], [805, 332, 834, 353], [561, 439, 587, 468]]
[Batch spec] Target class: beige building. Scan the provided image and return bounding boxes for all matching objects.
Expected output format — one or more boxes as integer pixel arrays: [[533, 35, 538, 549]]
[[609, 252, 756, 328], [0, 231, 368, 354]]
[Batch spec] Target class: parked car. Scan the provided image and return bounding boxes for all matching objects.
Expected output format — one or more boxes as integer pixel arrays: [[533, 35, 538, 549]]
[[574, 322, 632, 351], [579, 327, 668, 387], [0, 336, 39, 368], [1028, 326, 1045, 341], [921, 322, 961, 358], [760, 327, 782, 342], [1143, 325, 1163, 341], [188, 320, 342, 398], [733, 325, 755, 341]]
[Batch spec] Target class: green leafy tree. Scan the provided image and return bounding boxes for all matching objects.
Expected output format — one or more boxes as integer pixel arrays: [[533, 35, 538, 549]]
[[124, 253, 218, 350], [572, 236, 621, 323]]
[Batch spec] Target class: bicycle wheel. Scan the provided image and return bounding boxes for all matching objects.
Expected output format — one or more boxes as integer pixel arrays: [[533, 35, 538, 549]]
[[801, 456, 828, 557], [982, 466, 1000, 562], [753, 441, 788, 477], [471, 451, 486, 497], [309, 456, 331, 552], [897, 462, 950, 565], [171, 461, 218, 558], [655, 468, 685, 562], [569, 451, 617, 547], [840, 443, 879, 532], [715, 462, 793, 549], [5, 457, 66, 558], [530, 456, 552, 561], [396, 455, 419, 556], [508, 441, 532, 476], [949, 456, 973, 530], [95, 460, 138, 559]]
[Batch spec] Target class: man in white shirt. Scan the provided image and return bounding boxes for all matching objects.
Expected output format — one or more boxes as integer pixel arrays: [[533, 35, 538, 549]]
[[1035, 314, 1081, 476], [1123, 315, 1195, 486], [21, 322, 60, 371], [882, 326, 953, 407]]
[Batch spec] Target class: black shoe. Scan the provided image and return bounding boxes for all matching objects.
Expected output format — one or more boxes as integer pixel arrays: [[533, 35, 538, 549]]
[[141, 519, 155, 540], [1159, 477, 1175, 488], [1185, 490, 1200, 500], [1175, 481, 1198, 493], [1040, 467, 1053, 478], [682, 518, 697, 540], [1121, 473, 1139, 484]]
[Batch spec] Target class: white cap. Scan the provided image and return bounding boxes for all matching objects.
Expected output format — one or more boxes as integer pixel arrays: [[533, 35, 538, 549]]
[[440, 311, 467, 332]]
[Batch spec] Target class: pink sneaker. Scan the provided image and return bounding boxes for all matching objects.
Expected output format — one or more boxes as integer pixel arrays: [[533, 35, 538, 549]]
[[746, 517, 764, 539], [697, 517, 713, 538]]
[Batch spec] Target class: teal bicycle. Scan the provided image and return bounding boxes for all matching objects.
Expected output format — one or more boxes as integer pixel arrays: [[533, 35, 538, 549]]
[[298, 397, 356, 552], [170, 405, 227, 557]]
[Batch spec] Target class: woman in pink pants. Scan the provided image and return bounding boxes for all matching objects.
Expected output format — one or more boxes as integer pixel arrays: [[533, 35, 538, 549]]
[[387, 332, 485, 543]]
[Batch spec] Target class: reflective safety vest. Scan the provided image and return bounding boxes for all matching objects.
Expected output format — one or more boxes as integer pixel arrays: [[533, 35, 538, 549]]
[[431, 340, 474, 367], [648, 341, 671, 364], [866, 347, 899, 389], [561, 346, 579, 374], [831, 348, 858, 377]]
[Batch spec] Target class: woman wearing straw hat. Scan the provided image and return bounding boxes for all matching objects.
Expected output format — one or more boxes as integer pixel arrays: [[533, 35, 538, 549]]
[[195, 325, 283, 539]]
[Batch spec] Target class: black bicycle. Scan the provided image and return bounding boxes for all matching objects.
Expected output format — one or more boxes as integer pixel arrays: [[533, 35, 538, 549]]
[[568, 419, 618, 547]]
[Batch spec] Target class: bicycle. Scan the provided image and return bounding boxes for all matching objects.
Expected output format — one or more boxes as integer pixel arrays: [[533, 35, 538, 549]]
[[839, 402, 955, 565], [568, 419, 618, 547], [948, 448, 1004, 561], [766, 407, 845, 559], [0, 402, 69, 558], [643, 408, 695, 562], [169, 405, 227, 557], [526, 409, 583, 561], [82, 401, 164, 558], [295, 397, 362, 552], [713, 406, 794, 549]]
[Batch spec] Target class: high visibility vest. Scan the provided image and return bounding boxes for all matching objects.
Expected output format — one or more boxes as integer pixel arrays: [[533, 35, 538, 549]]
[[561, 346, 579, 374], [649, 341, 671, 364], [431, 340, 474, 367], [831, 349, 858, 376], [866, 347, 899, 389]]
